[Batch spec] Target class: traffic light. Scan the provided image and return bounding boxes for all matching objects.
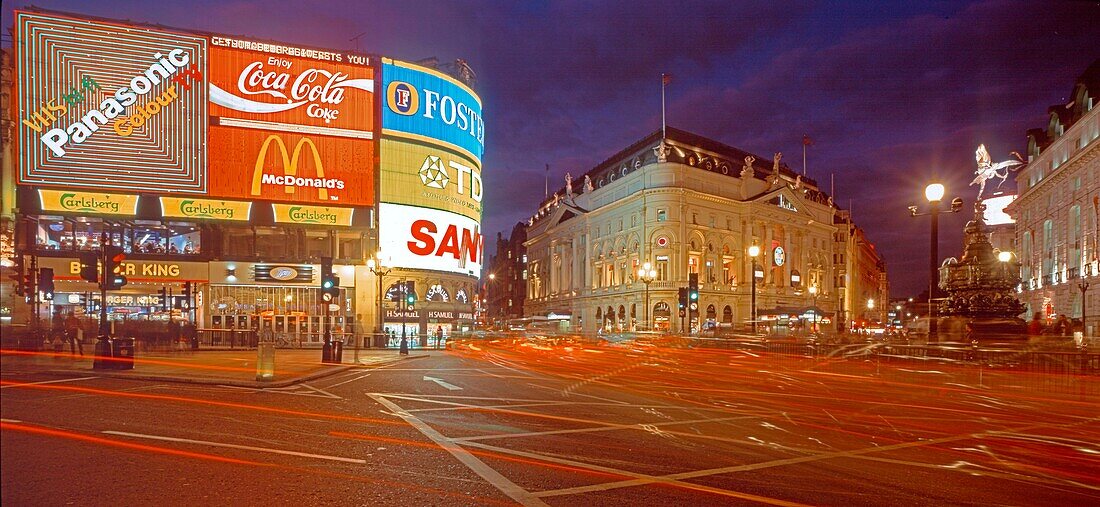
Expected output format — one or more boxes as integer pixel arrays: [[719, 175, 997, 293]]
[[688, 273, 699, 302], [79, 251, 99, 283], [9, 255, 24, 297], [320, 257, 339, 302], [23, 257, 37, 302], [38, 268, 55, 301], [678, 287, 687, 310], [405, 281, 416, 311], [103, 246, 127, 290]]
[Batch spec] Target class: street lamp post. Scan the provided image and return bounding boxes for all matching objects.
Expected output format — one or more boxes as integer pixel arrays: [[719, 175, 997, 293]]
[[486, 273, 496, 328], [748, 244, 761, 335], [808, 285, 818, 335], [367, 252, 392, 350], [637, 262, 657, 331], [909, 183, 963, 341], [1079, 280, 1090, 338]]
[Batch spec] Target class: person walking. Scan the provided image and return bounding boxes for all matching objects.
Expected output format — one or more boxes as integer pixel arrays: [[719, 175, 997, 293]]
[[65, 313, 83, 356], [1054, 314, 1071, 337], [1027, 312, 1045, 336]]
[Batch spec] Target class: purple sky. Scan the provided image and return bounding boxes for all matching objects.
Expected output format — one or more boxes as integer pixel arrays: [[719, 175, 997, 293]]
[[5, 1, 1098, 296]]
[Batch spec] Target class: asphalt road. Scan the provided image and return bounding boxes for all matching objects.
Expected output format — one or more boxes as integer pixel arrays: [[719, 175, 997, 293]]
[[3, 338, 1098, 506]]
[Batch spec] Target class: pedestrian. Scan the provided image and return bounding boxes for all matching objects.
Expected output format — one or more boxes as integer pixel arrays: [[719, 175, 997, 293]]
[[1055, 314, 1071, 337], [65, 313, 84, 356], [1027, 312, 1044, 336]]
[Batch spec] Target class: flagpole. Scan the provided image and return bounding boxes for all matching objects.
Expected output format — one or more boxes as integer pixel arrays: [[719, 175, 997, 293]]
[[830, 173, 835, 199], [802, 139, 807, 176], [661, 74, 667, 141], [545, 163, 549, 197]]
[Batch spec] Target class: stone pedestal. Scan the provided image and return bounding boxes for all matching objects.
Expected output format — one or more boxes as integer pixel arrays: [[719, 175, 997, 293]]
[[938, 202, 1027, 342]]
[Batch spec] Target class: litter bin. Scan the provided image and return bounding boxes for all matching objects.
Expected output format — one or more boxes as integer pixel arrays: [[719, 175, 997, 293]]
[[111, 337, 135, 370], [256, 341, 275, 381]]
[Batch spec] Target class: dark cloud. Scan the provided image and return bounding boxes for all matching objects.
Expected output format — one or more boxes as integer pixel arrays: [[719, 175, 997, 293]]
[[5, 0, 1097, 295]]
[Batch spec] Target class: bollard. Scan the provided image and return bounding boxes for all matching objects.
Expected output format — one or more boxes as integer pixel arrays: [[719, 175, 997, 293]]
[[256, 341, 275, 381], [333, 340, 343, 363], [93, 335, 113, 370]]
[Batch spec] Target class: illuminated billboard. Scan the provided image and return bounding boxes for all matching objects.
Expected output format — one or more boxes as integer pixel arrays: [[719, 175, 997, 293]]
[[207, 38, 376, 206], [15, 11, 208, 193], [380, 138, 482, 221], [982, 194, 1017, 225], [378, 203, 483, 276], [382, 58, 484, 163], [207, 129, 375, 205], [208, 39, 374, 134]]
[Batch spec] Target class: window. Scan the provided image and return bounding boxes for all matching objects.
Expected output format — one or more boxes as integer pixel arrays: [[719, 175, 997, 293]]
[[522, 254, 528, 263], [32, 217, 202, 256], [656, 256, 669, 281], [688, 256, 699, 274], [631, 215, 637, 228], [656, 209, 667, 222], [705, 260, 715, 283], [692, 213, 698, 224], [723, 259, 734, 285], [618, 219, 623, 232]]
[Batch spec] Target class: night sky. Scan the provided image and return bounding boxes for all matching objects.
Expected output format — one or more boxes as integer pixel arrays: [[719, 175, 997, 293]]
[[4, 1, 1097, 296]]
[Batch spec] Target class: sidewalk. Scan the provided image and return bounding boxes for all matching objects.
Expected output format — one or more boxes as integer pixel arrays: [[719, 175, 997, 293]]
[[0, 348, 428, 388]]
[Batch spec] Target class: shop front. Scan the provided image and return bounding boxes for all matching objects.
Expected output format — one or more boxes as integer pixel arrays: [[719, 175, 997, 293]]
[[206, 261, 357, 347]]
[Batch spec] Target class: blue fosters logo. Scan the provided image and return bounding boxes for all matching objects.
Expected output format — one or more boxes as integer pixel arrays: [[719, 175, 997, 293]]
[[386, 81, 419, 116]]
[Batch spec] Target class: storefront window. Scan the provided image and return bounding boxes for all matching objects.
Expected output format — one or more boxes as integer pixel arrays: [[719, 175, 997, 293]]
[[32, 216, 200, 256]]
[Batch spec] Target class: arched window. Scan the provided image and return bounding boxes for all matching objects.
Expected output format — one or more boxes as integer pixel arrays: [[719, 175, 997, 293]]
[[706, 304, 716, 320], [385, 283, 407, 302]]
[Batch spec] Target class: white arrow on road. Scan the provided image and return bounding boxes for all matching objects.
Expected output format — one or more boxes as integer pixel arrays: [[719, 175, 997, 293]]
[[423, 376, 462, 391]]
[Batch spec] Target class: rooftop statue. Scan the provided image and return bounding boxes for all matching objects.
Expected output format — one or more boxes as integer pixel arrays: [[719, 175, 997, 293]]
[[970, 144, 1023, 199]]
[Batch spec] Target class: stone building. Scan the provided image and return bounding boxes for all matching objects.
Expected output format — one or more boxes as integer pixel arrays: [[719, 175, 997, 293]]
[[523, 127, 886, 334]]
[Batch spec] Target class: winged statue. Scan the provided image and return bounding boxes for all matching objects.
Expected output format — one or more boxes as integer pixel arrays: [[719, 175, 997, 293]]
[[970, 144, 1023, 199]]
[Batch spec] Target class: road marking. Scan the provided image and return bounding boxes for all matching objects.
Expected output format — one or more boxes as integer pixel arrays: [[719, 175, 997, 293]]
[[298, 384, 342, 399], [370, 394, 548, 507], [103, 431, 367, 464], [460, 440, 810, 506], [405, 401, 571, 413], [324, 372, 373, 389], [423, 376, 462, 391], [534, 419, 1100, 498], [0, 376, 97, 389], [453, 415, 757, 442]]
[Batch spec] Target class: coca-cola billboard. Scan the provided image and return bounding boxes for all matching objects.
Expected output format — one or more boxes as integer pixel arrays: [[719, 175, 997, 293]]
[[208, 38, 374, 133]]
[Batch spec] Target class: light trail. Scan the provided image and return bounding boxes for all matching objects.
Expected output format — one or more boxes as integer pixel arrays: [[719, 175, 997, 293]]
[[0, 380, 407, 426]]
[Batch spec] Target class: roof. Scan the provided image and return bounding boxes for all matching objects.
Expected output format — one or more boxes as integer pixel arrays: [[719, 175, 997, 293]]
[[538, 126, 824, 207]]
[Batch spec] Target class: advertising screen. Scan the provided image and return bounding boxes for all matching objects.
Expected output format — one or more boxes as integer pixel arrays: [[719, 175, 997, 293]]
[[207, 128, 375, 205], [382, 58, 484, 163], [380, 138, 482, 221], [15, 11, 208, 193], [378, 203, 483, 277], [206, 37, 376, 206], [208, 39, 374, 134]]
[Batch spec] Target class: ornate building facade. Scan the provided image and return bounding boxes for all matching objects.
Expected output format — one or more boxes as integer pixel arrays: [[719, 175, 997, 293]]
[[524, 127, 886, 334], [1006, 61, 1100, 332]]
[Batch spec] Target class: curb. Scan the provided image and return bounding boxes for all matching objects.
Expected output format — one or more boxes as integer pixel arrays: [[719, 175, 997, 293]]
[[36, 354, 431, 389]]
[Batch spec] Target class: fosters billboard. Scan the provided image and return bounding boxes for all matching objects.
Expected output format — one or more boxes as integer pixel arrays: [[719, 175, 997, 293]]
[[15, 12, 376, 208], [382, 58, 484, 163], [15, 11, 208, 194], [380, 59, 484, 276]]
